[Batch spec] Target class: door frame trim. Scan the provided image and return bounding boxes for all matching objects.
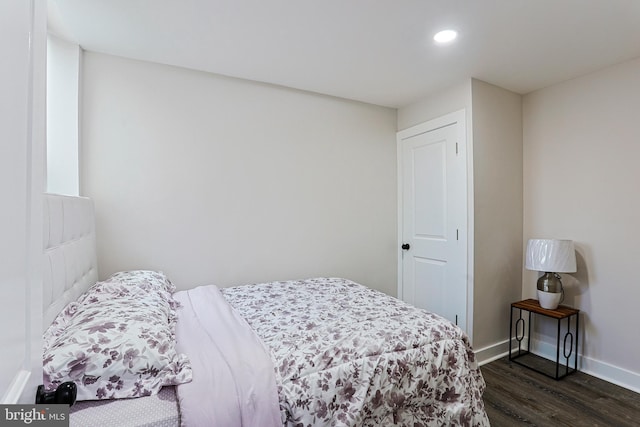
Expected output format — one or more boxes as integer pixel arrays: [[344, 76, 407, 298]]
[[396, 109, 472, 337]]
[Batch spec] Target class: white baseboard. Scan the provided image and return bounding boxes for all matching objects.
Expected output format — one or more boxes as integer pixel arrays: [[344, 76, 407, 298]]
[[475, 339, 511, 366], [475, 338, 640, 393], [475, 336, 533, 366], [1, 370, 30, 404], [531, 338, 640, 393]]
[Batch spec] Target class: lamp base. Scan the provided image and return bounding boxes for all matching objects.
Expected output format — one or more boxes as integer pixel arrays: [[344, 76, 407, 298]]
[[537, 290, 562, 310]]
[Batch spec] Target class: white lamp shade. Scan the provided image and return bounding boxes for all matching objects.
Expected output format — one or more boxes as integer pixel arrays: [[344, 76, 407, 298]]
[[525, 239, 577, 273]]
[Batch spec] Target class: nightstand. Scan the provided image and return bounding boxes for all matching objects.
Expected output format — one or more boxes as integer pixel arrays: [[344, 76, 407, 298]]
[[509, 299, 579, 380]]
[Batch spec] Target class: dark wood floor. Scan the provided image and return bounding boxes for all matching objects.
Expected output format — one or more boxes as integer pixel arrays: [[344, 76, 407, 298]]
[[481, 356, 640, 426]]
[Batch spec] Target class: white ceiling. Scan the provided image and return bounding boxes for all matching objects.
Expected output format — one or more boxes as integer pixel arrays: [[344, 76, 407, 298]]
[[48, 0, 640, 108]]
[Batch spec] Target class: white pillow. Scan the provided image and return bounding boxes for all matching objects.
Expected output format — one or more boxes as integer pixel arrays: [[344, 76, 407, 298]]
[[43, 271, 192, 401]]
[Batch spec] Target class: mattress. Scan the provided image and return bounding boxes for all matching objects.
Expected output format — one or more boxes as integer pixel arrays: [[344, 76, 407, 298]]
[[69, 386, 179, 427]]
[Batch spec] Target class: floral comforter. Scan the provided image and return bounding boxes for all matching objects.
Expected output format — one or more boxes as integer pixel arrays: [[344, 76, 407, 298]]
[[220, 278, 489, 427]]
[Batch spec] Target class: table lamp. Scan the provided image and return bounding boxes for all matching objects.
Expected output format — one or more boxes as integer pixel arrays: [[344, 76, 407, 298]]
[[525, 239, 577, 309]]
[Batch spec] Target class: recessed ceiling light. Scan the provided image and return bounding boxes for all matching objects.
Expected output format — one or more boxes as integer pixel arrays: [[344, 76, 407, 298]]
[[433, 30, 457, 44]]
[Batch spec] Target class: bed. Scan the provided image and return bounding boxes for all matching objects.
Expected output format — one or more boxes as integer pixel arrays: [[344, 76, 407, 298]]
[[42, 193, 489, 426]]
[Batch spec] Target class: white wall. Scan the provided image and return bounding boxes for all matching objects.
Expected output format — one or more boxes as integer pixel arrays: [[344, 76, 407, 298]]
[[523, 57, 640, 391], [0, 0, 46, 403], [46, 34, 80, 196], [81, 52, 398, 295], [397, 80, 471, 131], [471, 79, 523, 354]]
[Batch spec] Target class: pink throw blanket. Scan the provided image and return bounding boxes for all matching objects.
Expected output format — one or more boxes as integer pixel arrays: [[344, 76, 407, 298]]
[[174, 285, 281, 427]]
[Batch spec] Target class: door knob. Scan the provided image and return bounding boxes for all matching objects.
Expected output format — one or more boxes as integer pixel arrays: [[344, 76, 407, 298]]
[[401, 243, 410, 250]]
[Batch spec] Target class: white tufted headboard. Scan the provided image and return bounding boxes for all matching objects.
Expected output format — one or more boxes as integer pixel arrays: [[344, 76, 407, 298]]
[[43, 194, 99, 329]]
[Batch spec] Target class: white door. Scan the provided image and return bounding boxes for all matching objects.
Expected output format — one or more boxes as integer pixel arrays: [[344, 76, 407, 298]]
[[0, 0, 47, 403], [397, 111, 467, 331]]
